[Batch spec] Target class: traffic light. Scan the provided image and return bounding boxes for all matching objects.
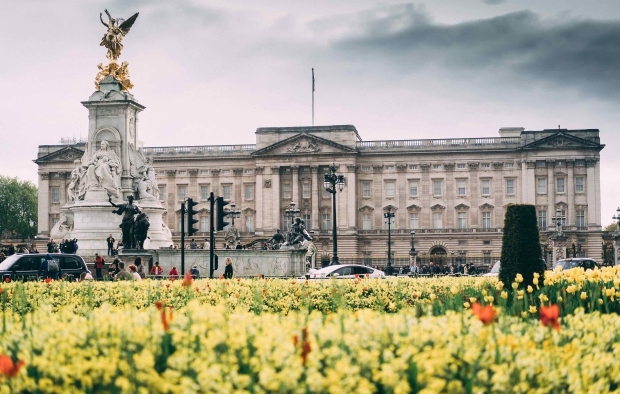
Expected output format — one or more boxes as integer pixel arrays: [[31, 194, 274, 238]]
[[214, 255, 219, 270], [187, 197, 199, 236], [216, 196, 231, 231]]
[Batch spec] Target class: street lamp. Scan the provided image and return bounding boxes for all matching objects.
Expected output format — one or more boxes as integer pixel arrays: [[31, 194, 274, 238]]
[[568, 241, 582, 258], [229, 202, 241, 226], [410, 231, 416, 253], [285, 201, 300, 229], [612, 207, 620, 228], [323, 164, 345, 265], [384, 206, 395, 267]]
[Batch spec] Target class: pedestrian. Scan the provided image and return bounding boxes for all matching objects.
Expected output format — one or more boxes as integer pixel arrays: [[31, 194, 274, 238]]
[[189, 239, 197, 249], [79, 272, 94, 282], [128, 264, 142, 281], [94, 253, 105, 280], [203, 239, 210, 249], [117, 240, 123, 252], [190, 264, 200, 279], [72, 239, 79, 254], [150, 261, 163, 278], [224, 257, 234, 279], [38, 254, 61, 280], [114, 261, 134, 281], [7, 244, 15, 256], [136, 258, 145, 279], [143, 236, 151, 249], [46, 239, 56, 253], [109, 259, 121, 279], [30, 245, 39, 253], [169, 266, 179, 279], [106, 234, 115, 256]]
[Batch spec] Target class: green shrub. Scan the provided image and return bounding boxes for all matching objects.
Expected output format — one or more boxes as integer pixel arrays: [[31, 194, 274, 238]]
[[500, 204, 544, 288]]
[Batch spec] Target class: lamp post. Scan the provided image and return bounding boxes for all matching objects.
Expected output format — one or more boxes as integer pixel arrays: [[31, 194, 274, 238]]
[[384, 206, 395, 267], [613, 207, 620, 228], [229, 202, 241, 226], [612, 208, 620, 266], [285, 201, 300, 229], [568, 240, 582, 258], [323, 164, 345, 265]]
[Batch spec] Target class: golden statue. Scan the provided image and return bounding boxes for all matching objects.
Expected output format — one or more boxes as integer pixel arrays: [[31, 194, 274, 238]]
[[99, 9, 139, 61], [95, 10, 138, 91]]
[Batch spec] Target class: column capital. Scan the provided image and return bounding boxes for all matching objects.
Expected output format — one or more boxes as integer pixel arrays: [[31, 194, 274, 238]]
[[346, 164, 358, 173], [255, 166, 265, 175], [585, 158, 599, 167], [467, 162, 479, 171], [310, 165, 319, 173], [211, 169, 221, 177], [166, 170, 177, 177], [189, 169, 199, 177], [233, 168, 243, 176], [270, 166, 280, 174], [40, 172, 50, 181], [442, 163, 455, 172]]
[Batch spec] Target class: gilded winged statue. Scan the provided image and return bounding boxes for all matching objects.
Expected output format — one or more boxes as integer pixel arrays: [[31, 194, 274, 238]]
[[100, 9, 139, 60]]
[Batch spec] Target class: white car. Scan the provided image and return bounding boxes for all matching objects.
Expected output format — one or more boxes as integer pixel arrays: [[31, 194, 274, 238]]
[[483, 261, 500, 277], [305, 264, 385, 279]]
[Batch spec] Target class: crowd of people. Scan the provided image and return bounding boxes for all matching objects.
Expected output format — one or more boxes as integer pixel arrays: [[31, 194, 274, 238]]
[[375, 261, 480, 276], [0, 243, 39, 261], [46, 238, 79, 254]]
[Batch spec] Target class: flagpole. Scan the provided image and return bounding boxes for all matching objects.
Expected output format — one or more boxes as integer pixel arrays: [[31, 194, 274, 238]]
[[312, 68, 315, 126]]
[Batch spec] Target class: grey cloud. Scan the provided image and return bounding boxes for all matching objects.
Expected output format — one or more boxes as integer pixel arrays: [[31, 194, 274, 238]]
[[481, 0, 507, 5], [334, 7, 620, 101]]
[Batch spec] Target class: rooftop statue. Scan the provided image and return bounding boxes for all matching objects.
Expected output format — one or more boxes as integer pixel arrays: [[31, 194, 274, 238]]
[[99, 9, 139, 61]]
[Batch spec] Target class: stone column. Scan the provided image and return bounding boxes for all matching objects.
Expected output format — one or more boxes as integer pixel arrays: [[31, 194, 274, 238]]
[[38, 172, 50, 235], [255, 167, 264, 233], [547, 160, 555, 220], [594, 158, 602, 226], [291, 166, 299, 205], [525, 160, 536, 204], [166, 170, 177, 229], [347, 165, 358, 230], [373, 165, 385, 227], [567, 160, 575, 226], [552, 238, 566, 265], [468, 163, 479, 227], [311, 166, 319, 231], [586, 159, 597, 227], [271, 166, 280, 230], [444, 164, 455, 228]]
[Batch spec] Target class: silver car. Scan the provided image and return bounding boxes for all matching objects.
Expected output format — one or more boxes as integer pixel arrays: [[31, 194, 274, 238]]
[[305, 264, 385, 279]]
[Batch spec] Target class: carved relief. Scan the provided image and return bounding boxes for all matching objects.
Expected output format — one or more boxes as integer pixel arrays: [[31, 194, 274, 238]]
[[346, 165, 359, 173], [166, 170, 177, 177], [255, 166, 264, 175], [420, 164, 431, 172], [468, 162, 479, 170], [97, 108, 124, 116], [270, 166, 280, 175], [211, 169, 221, 177], [493, 162, 504, 169], [358, 205, 374, 212], [406, 204, 422, 212], [526, 160, 537, 169], [310, 166, 319, 174], [41, 172, 50, 181], [585, 158, 598, 167], [430, 204, 446, 211], [264, 179, 272, 188], [189, 169, 199, 177], [454, 203, 470, 211], [443, 163, 455, 172], [479, 203, 495, 210], [233, 168, 243, 176], [372, 165, 384, 173], [287, 139, 321, 153], [396, 164, 408, 172]]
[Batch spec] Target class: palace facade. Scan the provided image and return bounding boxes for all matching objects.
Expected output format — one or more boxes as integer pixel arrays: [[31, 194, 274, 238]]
[[35, 125, 605, 266]]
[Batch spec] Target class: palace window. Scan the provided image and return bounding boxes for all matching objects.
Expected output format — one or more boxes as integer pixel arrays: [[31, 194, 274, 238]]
[[506, 179, 515, 195], [409, 212, 419, 229], [244, 169, 253, 175], [221, 169, 231, 175], [457, 212, 467, 229], [244, 184, 254, 201], [385, 165, 395, 171], [178, 185, 187, 201], [361, 166, 371, 171], [282, 182, 291, 200], [158, 186, 165, 201], [321, 214, 331, 230], [457, 163, 466, 169], [409, 165, 418, 170], [200, 170, 209, 175], [221, 184, 231, 200], [482, 211, 491, 229], [409, 181, 418, 197], [576, 210, 586, 228], [575, 160, 585, 167], [51, 188, 60, 203], [362, 213, 372, 230], [433, 180, 442, 196], [505, 163, 514, 168], [245, 215, 254, 232], [575, 177, 585, 193], [200, 185, 209, 201], [537, 178, 547, 194], [385, 182, 395, 198], [302, 214, 311, 230], [178, 170, 187, 176], [302, 182, 311, 199], [538, 210, 547, 229], [433, 212, 443, 229], [481, 163, 490, 169], [457, 180, 466, 196], [200, 216, 209, 232], [556, 178, 565, 193], [362, 182, 371, 198], [481, 179, 491, 196], [433, 164, 441, 170]]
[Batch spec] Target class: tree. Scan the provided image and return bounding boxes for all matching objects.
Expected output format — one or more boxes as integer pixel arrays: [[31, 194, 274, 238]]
[[499, 204, 544, 288], [604, 223, 618, 233], [0, 176, 37, 239]]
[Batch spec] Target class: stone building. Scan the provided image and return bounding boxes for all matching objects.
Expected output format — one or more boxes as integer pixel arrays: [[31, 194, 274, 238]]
[[35, 125, 605, 266]]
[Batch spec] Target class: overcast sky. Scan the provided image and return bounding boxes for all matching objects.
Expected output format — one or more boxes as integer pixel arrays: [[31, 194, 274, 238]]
[[2, 0, 619, 225]]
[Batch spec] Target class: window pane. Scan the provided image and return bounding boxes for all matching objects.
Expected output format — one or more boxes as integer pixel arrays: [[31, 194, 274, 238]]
[[322, 214, 331, 230], [575, 177, 584, 192], [222, 185, 231, 200], [506, 179, 515, 194], [457, 180, 466, 196], [302, 182, 311, 198], [52, 188, 60, 203], [482, 212, 491, 229], [433, 181, 442, 196], [385, 182, 395, 198], [409, 213, 419, 229], [245, 216, 254, 232], [433, 212, 442, 229], [244, 184, 254, 200], [457, 212, 467, 229], [158, 186, 165, 201], [538, 210, 547, 229], [537, 178, 546, 194], [282, 182, 291, 199], [556, 178, 565, 193], [576, 210, 585, 227], [178, 185, 187, 200], [200, 185, 209, 201], [200, 216, 209, 232], [362, 213, 372, 230], [302, 214, 311, 230], [481, 180, 490, 195], [362, 182, 371, 198], [409, 182, 418, 197]]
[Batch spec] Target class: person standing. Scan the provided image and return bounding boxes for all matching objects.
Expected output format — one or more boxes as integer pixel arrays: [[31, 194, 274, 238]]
[[190, 264, 200, 279], [46, 239, 56, 253], [128, 264, 142, 281], [7, 244, 15, 256], [114, 261, 134, 281], [38, 254, 61, 280], [169, 266, 179, 279], [202, 239, 210, 249], [189, 239, 197, 250], [224, 257, 234, 279], [136, 259, 146, 279], [106, 234, 115, 256], [150, 262, 163, 278], [94, 253, 105, 280]]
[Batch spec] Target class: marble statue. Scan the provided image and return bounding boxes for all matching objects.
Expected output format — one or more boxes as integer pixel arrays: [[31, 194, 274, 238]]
[[99, 9, 139, 61], [129, 145, 159, 200], [109, 195, 142, 249], [67, 159, 86, 202], [83, 140, 121, 198], [284, 217, 312, 246]]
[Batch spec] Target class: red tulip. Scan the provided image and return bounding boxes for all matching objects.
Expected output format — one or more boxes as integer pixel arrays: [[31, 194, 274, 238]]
[[0, 355, 24, 378], [182, 272, 193, 287], [471, 303, 496, 325], [540, 304, 561, 331]]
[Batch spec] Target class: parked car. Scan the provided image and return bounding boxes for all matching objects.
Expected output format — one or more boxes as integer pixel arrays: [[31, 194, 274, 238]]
[[483, 261, 500, 277], [553, 258, 599, 271], [0, 253, 90, 281], [305, 264, 385, 279]]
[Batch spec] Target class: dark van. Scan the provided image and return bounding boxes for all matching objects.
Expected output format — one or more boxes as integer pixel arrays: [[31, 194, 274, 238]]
[[0, 254, 90, 281]]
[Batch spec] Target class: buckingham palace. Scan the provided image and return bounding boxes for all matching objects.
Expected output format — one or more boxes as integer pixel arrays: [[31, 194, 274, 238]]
[[35, 125, 604, 266]]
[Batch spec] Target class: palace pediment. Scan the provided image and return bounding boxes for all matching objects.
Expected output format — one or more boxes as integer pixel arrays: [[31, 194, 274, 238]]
[[520, 131, 603, 151], [251, 132, 356, 157], [33, 146, 86, 164]]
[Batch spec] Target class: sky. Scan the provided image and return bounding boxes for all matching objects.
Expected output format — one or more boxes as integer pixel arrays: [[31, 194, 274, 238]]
[[1, 0, 619, 226]]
